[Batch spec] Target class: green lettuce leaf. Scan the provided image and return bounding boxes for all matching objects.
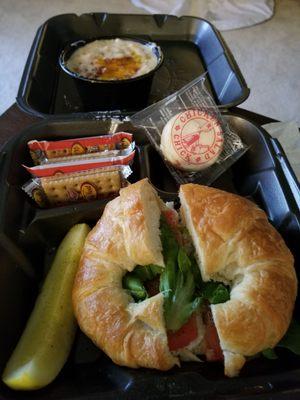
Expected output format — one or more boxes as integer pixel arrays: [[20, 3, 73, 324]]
[[130, 265, 163, 282], [149, 264, 164, 277], [277, 319, 300, 355], [133, 265, 153, 281], [189, 254, 203, 289], [262, 319, 300, 359], [159, 218, 202, 332], [122, 274, 148, 301], [262, 348, 278, 359], [201, 281, 230, 304], [123, 216, 230, 332]]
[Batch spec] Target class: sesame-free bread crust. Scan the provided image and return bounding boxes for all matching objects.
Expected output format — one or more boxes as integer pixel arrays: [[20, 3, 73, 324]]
[[179, 184, 297, 376], [73, 179, 177, 370]]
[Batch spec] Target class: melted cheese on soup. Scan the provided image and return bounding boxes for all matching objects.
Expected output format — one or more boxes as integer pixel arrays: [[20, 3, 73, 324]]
[[66, 38, 159, 81]]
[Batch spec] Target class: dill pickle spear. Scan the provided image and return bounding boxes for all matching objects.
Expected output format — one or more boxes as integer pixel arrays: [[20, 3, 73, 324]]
[[2, 223, 90, 390]]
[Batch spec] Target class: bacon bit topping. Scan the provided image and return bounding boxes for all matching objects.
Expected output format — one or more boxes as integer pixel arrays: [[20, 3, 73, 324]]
[[94, 55, 142, 80]]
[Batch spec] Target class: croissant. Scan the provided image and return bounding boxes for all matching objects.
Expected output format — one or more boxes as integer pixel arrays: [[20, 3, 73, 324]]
[[179, 184, 297, 376], [73, 179, 177, 369], [72, 179, 297, 376]]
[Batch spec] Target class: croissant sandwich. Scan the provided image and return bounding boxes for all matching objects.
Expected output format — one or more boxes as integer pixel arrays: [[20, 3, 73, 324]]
[[72, 179, 297, 377]]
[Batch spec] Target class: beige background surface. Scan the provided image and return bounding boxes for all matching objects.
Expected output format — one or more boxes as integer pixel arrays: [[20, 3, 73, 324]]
[[0, 0, 299, 124]]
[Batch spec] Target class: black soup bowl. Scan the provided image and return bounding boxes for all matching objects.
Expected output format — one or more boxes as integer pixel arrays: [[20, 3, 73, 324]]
[[59, 37, 164, 112]]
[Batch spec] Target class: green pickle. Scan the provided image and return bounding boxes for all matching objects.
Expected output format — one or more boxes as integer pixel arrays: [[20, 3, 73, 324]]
[[2, 223, 90, 390]]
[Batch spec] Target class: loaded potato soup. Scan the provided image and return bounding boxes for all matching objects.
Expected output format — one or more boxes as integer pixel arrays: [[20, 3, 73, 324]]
[[66, 38, 159, 81]]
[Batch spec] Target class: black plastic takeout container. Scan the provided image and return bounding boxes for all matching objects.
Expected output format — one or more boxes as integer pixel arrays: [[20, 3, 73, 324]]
[[0, 114, 300, 399], [59, 37, 164, 111], [17, 13, 250, 117]]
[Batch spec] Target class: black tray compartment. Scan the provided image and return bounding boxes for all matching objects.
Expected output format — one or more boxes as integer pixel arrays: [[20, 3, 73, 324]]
[[17, 13, 250, 118], [0, 114, 299, 399]]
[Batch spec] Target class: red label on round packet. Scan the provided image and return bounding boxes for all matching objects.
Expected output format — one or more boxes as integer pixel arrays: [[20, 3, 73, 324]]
[[170, 109, 224, 166]]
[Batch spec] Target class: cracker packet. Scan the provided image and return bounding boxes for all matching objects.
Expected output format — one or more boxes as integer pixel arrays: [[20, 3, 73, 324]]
[[22, 165, 131, 208], [28, 132, 134, 165], [23, 150, 135, 178], [131, 74, 247, 185]]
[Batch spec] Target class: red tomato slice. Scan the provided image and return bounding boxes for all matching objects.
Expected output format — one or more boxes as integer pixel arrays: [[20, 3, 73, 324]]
[[162, 208, 178, 229], [168, 313, 198, 351], [203, 310, 223, 361], [162, 208, 182, 243]]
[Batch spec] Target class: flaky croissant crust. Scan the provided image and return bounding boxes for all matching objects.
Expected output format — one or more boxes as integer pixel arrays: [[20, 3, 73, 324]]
[[72, 179, 177, 370], [180, 184, 297, 376]]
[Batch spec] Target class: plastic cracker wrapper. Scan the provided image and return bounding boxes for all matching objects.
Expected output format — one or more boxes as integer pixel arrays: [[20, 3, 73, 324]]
[[28, 132, 134, 165], [131, 75, 248, 185], [23, 150, 135, 178], [22, 165, 132, 208]]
